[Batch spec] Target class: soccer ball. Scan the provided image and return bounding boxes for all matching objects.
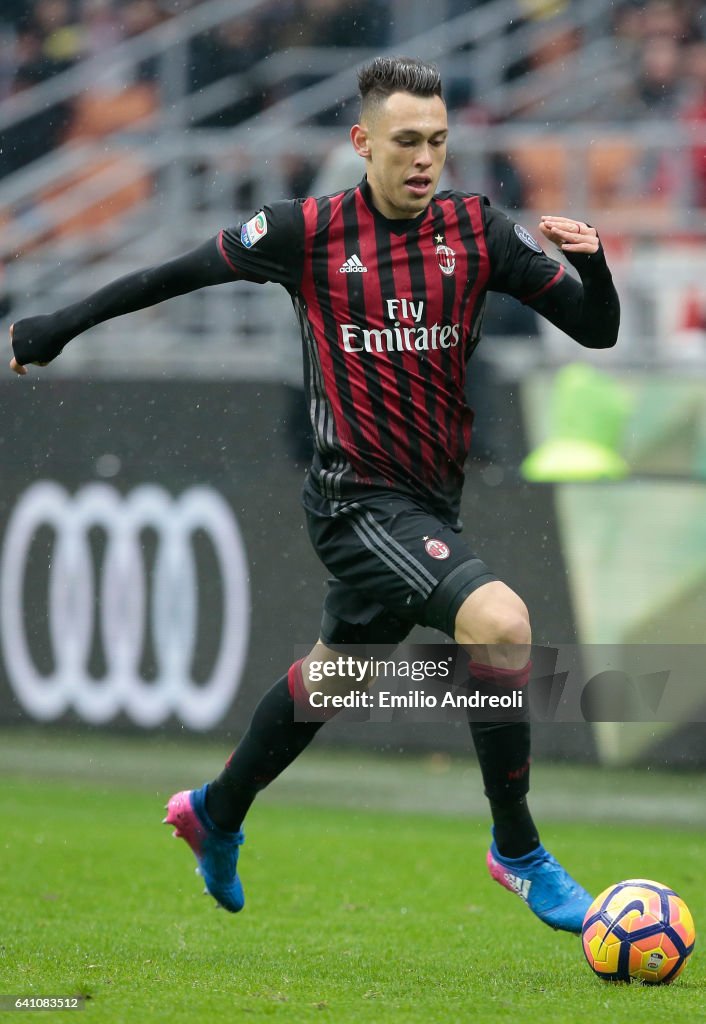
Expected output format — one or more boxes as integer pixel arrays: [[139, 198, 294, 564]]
[[582, 879, 696, 984]]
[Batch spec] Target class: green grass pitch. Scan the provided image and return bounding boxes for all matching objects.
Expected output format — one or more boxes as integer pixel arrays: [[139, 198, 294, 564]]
[[1, 735, 705, 1023]]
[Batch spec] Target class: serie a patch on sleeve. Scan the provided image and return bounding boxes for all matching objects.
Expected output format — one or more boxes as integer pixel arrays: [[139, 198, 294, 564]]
[[240, 210, 268, 249], [514, 222, 542, 253]]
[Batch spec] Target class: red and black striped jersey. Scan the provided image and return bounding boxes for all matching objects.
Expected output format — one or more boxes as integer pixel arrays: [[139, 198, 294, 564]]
[[218, 178, 565, 521]]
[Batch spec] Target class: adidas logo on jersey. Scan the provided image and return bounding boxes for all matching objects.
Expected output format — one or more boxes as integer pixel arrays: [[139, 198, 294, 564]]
[[339, 254, 368, 273]]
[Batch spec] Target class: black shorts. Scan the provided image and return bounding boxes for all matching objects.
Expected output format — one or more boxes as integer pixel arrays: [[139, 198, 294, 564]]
[[305, 490, 498, 649]]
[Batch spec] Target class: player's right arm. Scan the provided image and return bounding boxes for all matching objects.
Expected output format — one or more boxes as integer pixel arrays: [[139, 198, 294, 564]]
[[9, 238, 235, 374], [9, 201, 304, 374]]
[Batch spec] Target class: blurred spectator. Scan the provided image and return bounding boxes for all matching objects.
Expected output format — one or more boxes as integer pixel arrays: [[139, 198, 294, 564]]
[[681, 40, 706, 207], [0, 1, 79, 177], [596, 33, 685, 122], [452, 81, 528, 211], [2, 0, 393, 146], [189, 15, 273, 125], [279, 0, 390, 49], [4, 0, 706, 218], [640, 0, 692, 42], [121, 0, 168, 80], [81, 0, 123, 60], [0, 0, 35, 30], [518, 0, 571, 17], [613, 0, 701, 48], [503, 20, 583, 91], [584, 36, 687, 203], [121, 0, 165, 37], [0, 24, 17, 101], [632, 36, 685, 118], [15, 0, 82, 84], [31, 0, 83, 74]]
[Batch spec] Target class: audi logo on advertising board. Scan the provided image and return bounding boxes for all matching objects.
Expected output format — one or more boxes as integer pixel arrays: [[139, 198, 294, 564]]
[[0, 482, 250, 730]]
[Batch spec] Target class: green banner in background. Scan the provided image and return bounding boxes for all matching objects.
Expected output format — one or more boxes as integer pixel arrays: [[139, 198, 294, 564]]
[[522, 370, 706, 766], [522, 368, 706, 480]]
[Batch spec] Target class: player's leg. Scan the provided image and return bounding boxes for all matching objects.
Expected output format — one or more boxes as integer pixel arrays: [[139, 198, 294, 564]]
[[305, 493, 591, 932], [164, 639, 370, 913], [165, 589, 412, 913], [202, 636, 381, 835], [454, 581, 535, 857], [450, 582, 591, 933], [198, 587, 412, 836]]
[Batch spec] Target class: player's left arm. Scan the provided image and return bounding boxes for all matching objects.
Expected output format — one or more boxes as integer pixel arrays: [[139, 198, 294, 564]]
[[483, 204, 619, 350], [530, 215, 619, 349]]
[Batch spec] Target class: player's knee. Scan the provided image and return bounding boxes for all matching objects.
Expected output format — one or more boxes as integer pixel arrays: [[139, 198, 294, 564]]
[[497, 605, 531, 648], [454, 584, 531, 651], [301, 641, 374, 695], [468, 608, 530, 653]]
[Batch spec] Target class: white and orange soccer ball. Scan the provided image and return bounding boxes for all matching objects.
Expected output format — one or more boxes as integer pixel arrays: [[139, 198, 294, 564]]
[[582, 879, 696, 984]]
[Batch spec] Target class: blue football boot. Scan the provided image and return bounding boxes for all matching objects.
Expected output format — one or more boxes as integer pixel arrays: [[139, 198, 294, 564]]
[[487, 834, 592, 933], [164, 784, 245, 913]]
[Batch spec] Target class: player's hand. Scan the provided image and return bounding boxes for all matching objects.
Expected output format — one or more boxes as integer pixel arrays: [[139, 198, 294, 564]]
[[539, 216, 599, 255], [9, 324, 27, 375], [9, 315, 65, 373]]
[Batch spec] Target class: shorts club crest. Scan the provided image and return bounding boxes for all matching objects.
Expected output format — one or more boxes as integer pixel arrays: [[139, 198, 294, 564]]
[[424, 537, 450, 560]]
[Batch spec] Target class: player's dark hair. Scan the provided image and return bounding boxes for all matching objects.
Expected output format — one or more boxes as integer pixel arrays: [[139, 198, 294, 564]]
[[357, 56, 444, 117]]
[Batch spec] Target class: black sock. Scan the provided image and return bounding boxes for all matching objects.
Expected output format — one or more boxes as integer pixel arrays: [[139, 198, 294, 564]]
[[488, 794, 540, 859], [468, 718, 539, 859], [205, 674, 324, 831]]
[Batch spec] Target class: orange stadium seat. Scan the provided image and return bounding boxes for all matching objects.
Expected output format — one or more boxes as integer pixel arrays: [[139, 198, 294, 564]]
[[587, 137, 670, 226], [509, 135, 670, 226], [67, 83, 158, 140], [508, 139, 568, 210], [40, 153, 153, 239], [587, 139, 640, 206], [34, 84, 159, 242]]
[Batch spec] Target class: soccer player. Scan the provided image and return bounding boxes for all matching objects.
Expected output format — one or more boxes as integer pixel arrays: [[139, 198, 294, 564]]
[[9, 56, 619, 933]]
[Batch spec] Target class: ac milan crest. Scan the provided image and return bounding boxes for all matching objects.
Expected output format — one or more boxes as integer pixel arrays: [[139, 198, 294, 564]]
[[436, 244, 456, 277], [424, 537, 450, 560]]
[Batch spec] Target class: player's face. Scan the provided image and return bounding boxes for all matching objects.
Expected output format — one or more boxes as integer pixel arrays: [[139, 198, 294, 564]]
[[351, 91, 448, 219]]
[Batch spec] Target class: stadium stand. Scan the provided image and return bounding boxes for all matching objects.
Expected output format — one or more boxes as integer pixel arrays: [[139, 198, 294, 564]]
[[1, 0, 705, 373]]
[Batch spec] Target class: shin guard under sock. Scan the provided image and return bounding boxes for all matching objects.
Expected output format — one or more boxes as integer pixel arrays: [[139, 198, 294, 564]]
[[205, 661, 324, 831], [467, 658, 539, 857]]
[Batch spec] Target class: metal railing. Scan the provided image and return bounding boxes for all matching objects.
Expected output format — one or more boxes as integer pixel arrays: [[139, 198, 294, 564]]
[[2, 0, 704, 377], [0, 0, 269, 134], [4, 119, 706, 378]]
